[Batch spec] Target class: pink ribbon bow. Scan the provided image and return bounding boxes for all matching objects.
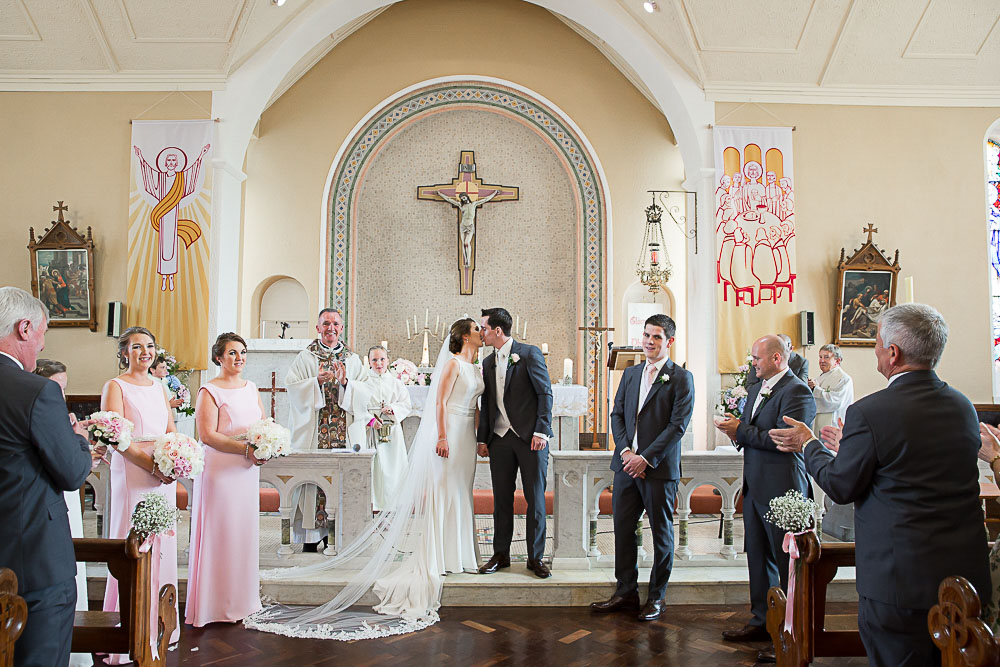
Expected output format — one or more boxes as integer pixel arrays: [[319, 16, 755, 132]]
[[782, 530, 809, 637]]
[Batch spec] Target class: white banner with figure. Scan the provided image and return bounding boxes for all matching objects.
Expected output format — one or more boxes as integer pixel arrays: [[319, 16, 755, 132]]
[[713, 126, 797, 371], [128, 120, 213, 368]]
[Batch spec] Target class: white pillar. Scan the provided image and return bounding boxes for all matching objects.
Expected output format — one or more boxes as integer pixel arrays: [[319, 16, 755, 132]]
[[207, 159, 245, 342]]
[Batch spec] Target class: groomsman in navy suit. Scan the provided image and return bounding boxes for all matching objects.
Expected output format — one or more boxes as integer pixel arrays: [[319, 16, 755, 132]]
[[591, 314, 694, 621]]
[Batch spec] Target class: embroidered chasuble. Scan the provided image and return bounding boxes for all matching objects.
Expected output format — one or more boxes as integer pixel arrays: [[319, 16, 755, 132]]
[[310, 339, 352, 448]]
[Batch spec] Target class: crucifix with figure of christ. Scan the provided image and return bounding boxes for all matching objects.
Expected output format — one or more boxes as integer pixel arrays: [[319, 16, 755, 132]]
[[418, 151, 519, 295]]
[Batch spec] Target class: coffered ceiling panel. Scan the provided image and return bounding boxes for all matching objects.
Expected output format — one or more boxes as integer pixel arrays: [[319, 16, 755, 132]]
[[0, 0, 39, 40], [682, 0, 815, 53], [117, 0, 246, 42], [0, 1, 108, 70], [904, 0, 1000, 58]]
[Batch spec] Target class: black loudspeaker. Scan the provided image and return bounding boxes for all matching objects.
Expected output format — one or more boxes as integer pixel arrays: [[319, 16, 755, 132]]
[[799, 310, 815, 346], [107, 302, 123, 338]]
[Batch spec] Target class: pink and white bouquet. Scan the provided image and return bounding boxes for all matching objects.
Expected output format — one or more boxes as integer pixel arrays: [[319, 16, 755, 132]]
[[152, 433, 205, 480], [243, 417, 291, 460], [88, 411, 134, 452], [389, 358, 421, 385]]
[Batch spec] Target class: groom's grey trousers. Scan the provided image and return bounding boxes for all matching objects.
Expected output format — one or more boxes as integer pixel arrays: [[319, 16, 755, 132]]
[[489, 430, 548, 562]]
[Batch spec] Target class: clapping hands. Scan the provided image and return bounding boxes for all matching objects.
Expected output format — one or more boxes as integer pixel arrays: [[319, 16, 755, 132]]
[[978, 422, 1000, 464]]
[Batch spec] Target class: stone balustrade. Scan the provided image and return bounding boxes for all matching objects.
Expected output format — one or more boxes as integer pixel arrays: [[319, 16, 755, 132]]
[[550, 450, 743, 570]]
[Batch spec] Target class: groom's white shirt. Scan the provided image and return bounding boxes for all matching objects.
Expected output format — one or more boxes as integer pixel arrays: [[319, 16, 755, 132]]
[[493, 337, 516, 438]]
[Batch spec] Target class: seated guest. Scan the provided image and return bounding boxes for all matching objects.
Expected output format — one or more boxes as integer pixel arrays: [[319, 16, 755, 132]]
[[770, 304, 991, 667], [34, 358, 102, 667], [807, 344, 853, 434], [345, 345, 412, 510], [744, 333, 808, 386], [185, 333, 266, 626], [101, 326, 180, 663], [0, 287, 91, 667]]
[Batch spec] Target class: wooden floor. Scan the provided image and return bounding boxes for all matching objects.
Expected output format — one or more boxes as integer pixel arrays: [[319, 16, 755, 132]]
[[154, 604, 870, 666]]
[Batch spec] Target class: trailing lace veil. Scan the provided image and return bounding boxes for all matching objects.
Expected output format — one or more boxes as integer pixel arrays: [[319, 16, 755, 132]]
[[244, 334, 464, 640]]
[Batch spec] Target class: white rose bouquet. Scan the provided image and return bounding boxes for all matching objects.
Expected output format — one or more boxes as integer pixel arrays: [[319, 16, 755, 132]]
[[88, 411, 134, 452], [243, 417, 292, 460], [152, 433, 205, 480]]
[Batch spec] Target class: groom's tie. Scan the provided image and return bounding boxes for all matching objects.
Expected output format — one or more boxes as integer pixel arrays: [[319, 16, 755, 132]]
[[631, 363, 658, 452]]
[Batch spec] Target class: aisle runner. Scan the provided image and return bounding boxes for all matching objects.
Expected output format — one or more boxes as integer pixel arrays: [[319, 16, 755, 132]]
[[128, 119, 214, 368], [713, 126, 797, 371]]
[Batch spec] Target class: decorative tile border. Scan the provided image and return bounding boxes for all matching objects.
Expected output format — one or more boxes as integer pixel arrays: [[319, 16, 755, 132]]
[[327, 81, 607, 430]]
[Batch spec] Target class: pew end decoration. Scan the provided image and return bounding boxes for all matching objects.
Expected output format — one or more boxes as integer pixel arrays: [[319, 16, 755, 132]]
[[0, 568, 27, 667], [764, 490, 818, 533], [89, 411, 135, 452], [151, 433, 204, 480], [928, 575, 999, 667], [243, 417, 292, 460], [131, 493, 180, 544]]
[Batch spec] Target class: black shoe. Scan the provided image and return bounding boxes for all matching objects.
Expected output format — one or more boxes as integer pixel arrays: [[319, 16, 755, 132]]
[[526, 559, 551, 579], [478, 553, 511, 574], [590, 592, 641, 613], [637, 599, 666, 622], [722, 624, 770, 642], [756, 648, 776, 663], [303, 541, 319, 553]]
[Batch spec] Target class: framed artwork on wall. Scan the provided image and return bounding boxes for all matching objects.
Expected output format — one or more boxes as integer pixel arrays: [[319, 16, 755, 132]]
[[28, 201, 98, 331], [834, 224, 900, 347]]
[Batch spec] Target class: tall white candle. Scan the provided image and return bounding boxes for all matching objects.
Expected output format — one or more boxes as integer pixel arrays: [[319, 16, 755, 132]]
[[425, 308, 429, 327], [903, 276, 914, 304], [381, 340, 388, 349], [516, 315, 520, 332], [436, 314, 440, 330], [541, 343, 549, 354], [523, 320, 528, 339], [564, 358, 573, 381], [406, 320, 411, 338]]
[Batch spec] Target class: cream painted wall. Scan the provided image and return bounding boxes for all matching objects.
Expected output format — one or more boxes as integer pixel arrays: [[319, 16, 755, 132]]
[[0, 91, 212, 394], [716, 103, 1000, 402], [240, 0, 685, 361]]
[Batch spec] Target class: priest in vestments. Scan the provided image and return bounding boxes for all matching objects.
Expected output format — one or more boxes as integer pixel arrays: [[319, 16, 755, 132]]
[[284, 308, 365, 548], [346, 346, 412, 510], [808, 344, 854, 433]]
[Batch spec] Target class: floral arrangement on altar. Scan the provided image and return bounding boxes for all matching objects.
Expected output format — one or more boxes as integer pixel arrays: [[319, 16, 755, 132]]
[[243, 417, 292, 460], [130, 492, 180, 540], [390, 358, 429, 386], [88, 411, 134, 452], [152, 433, 205, 480], [155, 345, 195, 416], [716, 352, 752, 418], [764, 490, 818, 533]]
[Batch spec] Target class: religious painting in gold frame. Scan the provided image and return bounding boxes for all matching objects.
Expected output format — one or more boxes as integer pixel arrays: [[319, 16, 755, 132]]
[[28, 201, 98, 331], [834, 224, 899, 347]]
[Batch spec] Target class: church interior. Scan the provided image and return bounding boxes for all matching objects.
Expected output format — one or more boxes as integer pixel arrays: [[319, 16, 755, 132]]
[[3, 0, 1000, 664]]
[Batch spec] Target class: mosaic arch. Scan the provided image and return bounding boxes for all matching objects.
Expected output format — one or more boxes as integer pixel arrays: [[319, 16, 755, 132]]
[[325, 80, 608, 430]]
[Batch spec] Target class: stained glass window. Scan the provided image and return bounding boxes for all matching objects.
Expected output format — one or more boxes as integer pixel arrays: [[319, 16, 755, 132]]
[[988, 139, 1000, 396]]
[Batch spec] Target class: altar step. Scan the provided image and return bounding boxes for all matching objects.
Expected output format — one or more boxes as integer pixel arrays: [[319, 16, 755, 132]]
[[85, 563, 858, 608]]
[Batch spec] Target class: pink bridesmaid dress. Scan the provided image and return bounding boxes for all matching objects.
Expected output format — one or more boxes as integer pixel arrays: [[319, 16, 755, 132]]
[[184, 381, 263, 626], [102, 378, 179, 664]]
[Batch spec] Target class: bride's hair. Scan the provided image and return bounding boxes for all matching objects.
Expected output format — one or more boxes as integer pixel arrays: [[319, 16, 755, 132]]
[[448, 318, 476, 354]]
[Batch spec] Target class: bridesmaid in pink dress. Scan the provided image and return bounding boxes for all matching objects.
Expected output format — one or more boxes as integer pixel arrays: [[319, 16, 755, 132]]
[[185, 333, 266, 626], [100, 327, 180, 664]]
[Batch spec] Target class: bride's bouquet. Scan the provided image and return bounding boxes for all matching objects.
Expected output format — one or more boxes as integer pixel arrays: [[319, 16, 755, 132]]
[[87, 411, 134, 453], [152, 433, 205, 480], [243, 417, 292, 460]]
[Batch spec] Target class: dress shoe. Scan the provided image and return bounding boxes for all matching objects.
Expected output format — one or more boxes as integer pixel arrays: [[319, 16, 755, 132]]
[[526, 559, 551, 579], [478, 553, 510, 574], [721, 623, 770, 642], [756, 648, 776, 663], [637, 599, 666, 622], [590, 592, 641, 613]]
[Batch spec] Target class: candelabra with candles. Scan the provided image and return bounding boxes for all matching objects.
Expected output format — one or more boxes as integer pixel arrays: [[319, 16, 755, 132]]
[[405, 309, 443, 367]]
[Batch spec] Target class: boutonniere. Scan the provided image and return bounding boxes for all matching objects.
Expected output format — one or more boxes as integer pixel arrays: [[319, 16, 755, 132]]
[[508, 353, 520, 366], [759, 385, 773, 404], [658, 373, 670, 384]]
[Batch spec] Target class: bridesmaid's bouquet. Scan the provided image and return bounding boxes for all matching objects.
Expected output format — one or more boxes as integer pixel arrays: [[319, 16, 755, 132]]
[[152, 433, 205, 480], [243, 417, 292, 460], [87, 411, 134, 452], [130, 492, 179, 552]]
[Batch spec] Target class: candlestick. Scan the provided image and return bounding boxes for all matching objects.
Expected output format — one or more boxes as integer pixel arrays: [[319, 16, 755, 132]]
[[563, 358, 573, 382], [903, 276, 914, 304], [414, 315, 418, 331], [421, 330, 430, 367], [541, 343, 549, 354], [516, 315, 520, 332], [435, 314, 440, 330]]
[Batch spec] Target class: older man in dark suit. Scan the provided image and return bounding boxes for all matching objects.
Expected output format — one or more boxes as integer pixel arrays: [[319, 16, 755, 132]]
[[590, 314, 694, 621], [715, 334, 816, 663], [771, 304, 990, 667], [0, 287, 92, 667]]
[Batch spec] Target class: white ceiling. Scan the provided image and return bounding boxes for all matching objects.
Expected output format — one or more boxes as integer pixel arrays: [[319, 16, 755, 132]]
[[2, 0, 999, 105]]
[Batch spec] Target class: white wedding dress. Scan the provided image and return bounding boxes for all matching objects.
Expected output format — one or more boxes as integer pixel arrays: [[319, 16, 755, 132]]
[[244, 344, 483, 640]]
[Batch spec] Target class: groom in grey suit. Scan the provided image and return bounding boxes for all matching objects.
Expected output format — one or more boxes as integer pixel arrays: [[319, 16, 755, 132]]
[[477, 307, 554, 578], [715, 334, 815, 663]]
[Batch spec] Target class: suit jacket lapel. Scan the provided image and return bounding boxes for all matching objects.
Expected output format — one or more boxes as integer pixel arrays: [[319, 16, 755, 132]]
[[750, 372, 793, 423], [640, 358, 673, 413]]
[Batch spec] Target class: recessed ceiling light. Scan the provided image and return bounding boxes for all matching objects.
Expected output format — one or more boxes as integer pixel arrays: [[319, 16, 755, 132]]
[[272, 0, 286, 6], [643, 1, 658, 12]]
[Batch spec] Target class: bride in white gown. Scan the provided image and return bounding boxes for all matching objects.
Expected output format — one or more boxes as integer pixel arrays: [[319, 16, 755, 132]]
[[244, 318, 485, 640]]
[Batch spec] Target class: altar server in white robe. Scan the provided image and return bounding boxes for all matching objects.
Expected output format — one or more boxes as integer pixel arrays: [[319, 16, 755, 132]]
[[284, 308, 366, 547], [807, 344, 854, 435], [349, 345, 412, 510]]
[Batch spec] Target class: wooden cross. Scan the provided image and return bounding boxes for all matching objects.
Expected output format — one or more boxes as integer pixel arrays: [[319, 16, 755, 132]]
[[579, 323, 615, 448], [864, 223, 878, 244], [258, 371, 286, 419], [53, 201, 69, 222], [417, 151, 519, 295]]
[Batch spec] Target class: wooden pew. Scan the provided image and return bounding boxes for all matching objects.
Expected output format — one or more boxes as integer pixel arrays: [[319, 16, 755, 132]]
[[765, 532, 865, 666], [0, 569, 27, 667], [928, 575, 999, 667], [72, 530, 177, 667]]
